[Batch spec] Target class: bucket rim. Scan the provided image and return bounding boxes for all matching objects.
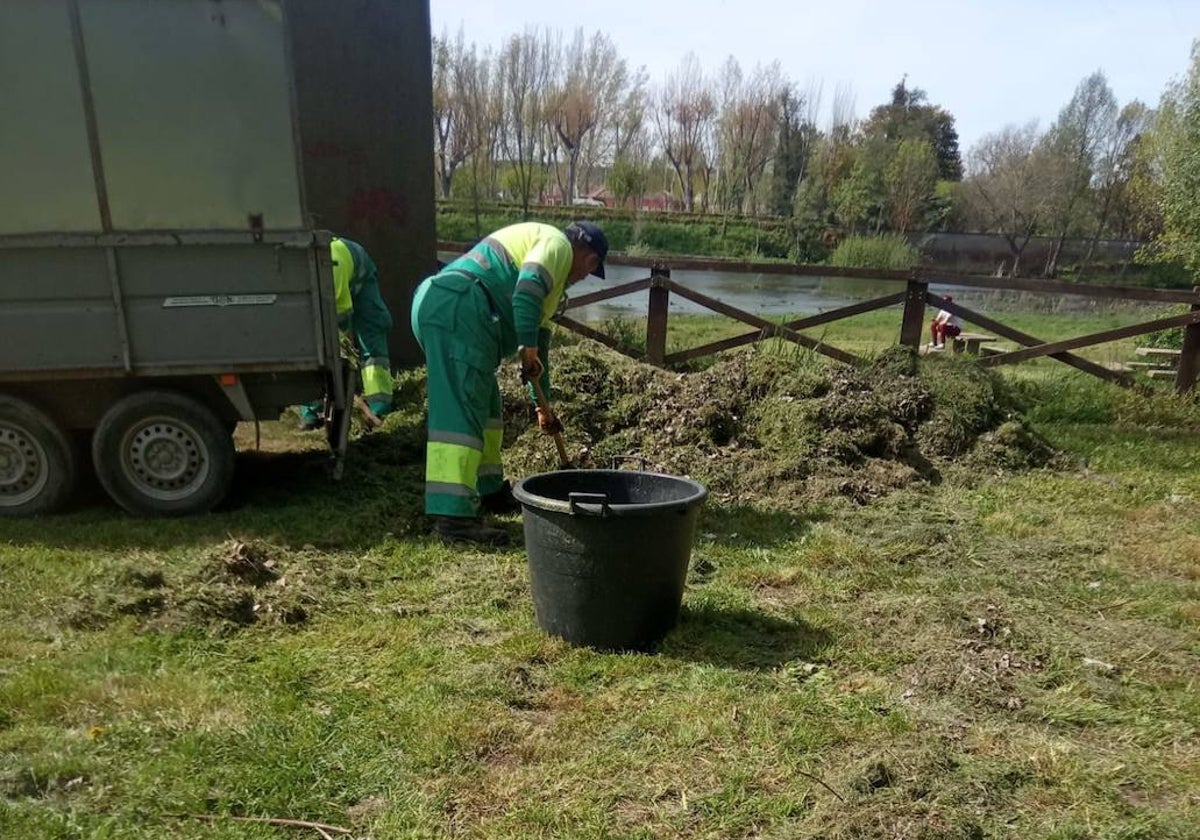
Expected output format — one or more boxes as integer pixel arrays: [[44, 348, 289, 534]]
[[512, 469, 708, 517]]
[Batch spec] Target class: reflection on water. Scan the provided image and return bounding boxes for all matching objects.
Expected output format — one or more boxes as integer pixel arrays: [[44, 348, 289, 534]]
[[439, 254, 1162, 319]]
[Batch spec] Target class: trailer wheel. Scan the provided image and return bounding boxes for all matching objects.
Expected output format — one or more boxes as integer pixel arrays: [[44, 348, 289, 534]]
[[92, 391, 235, 517], [0, 396, 76, 516]]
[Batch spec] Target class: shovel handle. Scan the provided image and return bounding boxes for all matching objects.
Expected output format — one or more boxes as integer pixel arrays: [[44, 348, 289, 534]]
[[528, 375, 571, 467], [353, 395, 383, 429]]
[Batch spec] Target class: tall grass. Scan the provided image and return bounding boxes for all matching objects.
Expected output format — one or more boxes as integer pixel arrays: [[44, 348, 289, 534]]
[[828, 234, 918, 270]]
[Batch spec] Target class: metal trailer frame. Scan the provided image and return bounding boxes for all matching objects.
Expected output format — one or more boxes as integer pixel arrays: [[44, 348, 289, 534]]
[[0, 0, 438, 515]]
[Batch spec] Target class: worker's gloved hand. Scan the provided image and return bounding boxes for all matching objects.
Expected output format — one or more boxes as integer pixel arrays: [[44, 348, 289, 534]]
[[519, 346, 544, 382], [536, 407, 564, 435]]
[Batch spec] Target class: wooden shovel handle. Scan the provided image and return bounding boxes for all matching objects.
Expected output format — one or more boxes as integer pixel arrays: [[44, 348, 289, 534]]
[[529, 376, 571, 466]]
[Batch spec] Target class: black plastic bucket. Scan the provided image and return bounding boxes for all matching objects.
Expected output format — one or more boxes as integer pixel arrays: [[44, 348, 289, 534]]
[[513, 469, 708, 651]]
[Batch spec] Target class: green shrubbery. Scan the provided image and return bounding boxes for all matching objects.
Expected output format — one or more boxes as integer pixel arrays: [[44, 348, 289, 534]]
[[827, 234, 919, 270], [436, 202, 810, 261]]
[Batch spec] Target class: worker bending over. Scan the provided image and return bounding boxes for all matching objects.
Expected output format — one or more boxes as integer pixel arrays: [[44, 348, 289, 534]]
[[300, 236, 394, 428], [411, 221, 609, 545]]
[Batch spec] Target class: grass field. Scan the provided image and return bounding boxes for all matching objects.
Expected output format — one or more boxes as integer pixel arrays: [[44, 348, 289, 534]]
[[584, 300, 1183, 371], [2, 314, 1198, 839]]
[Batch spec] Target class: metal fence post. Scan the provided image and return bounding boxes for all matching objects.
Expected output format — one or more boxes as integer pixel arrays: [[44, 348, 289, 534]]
[[647, 263, 670, 366], [899, 279, 929, 350], [1175, 287, 1200, 394]]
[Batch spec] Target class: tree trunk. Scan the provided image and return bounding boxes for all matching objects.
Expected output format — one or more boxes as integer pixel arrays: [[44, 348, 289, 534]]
[[1003, 233, 1031, 278], [1043, 234, 1065, 278], [1079, 192, 1114, 282], [470, 166, 482, 239], [566, 151, 579, 202]]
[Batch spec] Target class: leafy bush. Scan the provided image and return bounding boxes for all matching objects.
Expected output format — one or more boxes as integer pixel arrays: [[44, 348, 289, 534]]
[[828, 234, 919, 270], [1143, 305, 1187, 350]]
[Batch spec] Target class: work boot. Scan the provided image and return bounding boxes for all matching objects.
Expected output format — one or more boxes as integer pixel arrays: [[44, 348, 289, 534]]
[[297, 405, 324, 431], [431, 516, 510, 547], [479, 480, 521, 515], [365, 397, 393, 419]]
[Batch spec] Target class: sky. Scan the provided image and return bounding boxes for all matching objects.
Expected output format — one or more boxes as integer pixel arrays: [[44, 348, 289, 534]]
[[429, 0, 1200, 158]]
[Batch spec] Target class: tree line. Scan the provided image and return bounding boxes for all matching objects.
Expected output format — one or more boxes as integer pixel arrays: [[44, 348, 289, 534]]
[[433, 28, 1200, 277]]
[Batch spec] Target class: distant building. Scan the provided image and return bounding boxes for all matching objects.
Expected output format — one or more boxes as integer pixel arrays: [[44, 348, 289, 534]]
[[636, 191, 682, 212]]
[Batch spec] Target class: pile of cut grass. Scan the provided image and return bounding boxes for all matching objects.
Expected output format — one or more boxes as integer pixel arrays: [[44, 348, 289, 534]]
[[500, 344, 1061, 506]]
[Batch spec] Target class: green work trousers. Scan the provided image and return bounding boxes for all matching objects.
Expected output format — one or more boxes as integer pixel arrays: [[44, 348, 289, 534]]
[[298, 282, 394, 426], [411, 272, 506, 518], [350, 280, 395, 414]]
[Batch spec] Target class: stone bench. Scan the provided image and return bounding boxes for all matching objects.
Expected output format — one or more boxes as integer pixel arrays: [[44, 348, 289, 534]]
[[952, 332, 998, 355], [1135, 347, 1181, 366]]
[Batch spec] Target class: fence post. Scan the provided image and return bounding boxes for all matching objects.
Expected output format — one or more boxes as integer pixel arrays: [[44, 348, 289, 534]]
[[647, 263, 670, 366], [1175, 286, 1200, 394], [899, 279, 929, 350]]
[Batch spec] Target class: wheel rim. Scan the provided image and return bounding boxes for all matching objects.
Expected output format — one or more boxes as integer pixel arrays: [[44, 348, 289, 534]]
[[119, 415, 210, 502], [0, 422, 50, 508]]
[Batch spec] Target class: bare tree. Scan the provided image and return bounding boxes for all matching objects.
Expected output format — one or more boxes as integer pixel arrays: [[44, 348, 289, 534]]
[[433, 30, 494, 201], [497, 28, 556, 215], [961, 122, 1048, 276], [603, 71, 652, 209], [612, 67, 650, 161], [545, 30, 629, 203], [457, 44, 499, 235], [829, 82, 857, 141], [713, 58, 783, 215], [653, 53, 715, 212]]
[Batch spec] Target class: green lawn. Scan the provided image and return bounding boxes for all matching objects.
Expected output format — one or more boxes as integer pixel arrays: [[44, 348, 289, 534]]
[[2, 322, 1199, 839]]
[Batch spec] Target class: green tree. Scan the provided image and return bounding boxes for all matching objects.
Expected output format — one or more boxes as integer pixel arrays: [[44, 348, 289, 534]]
[[861, 78, 963, 181], [607, 154, 649, 209], [1123, 113, 1165, 241], [768, 84, 817, 217], [1146, 41, 1200, 278], [1038, 71, 1118, 275], [832, 158, 875, 234], [884, 138, 939, 233]]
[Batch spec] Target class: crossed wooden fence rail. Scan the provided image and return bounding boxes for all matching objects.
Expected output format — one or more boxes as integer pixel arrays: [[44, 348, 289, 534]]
[[437, 242, 1200, 394]]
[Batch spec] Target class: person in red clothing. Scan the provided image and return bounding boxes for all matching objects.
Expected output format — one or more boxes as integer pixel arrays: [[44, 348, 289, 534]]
[[928, 295, 962, 350]]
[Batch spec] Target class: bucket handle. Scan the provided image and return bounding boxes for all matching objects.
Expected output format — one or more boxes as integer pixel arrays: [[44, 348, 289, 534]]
[[609, 454, 649, 471], [568, 491, 610, 517]]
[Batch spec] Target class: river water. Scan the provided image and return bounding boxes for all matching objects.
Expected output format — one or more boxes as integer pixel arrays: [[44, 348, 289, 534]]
[[439, 255, 1156, 319]]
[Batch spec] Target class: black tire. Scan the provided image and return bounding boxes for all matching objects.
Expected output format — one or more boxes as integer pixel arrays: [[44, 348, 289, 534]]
[[92, 391, 235, 517], [0, 395, 76, 517]]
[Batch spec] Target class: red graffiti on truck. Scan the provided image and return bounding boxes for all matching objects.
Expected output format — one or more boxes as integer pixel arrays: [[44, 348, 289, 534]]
[[348, 188, 409, 224]]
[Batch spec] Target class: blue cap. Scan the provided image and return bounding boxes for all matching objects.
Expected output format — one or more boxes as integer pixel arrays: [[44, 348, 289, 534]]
[[565, 221, 608, 279]]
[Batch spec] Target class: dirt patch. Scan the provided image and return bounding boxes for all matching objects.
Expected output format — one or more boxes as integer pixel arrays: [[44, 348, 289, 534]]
[[902, 603, 1045, 712], [499, 343, 1062, 508], [64, 539, 364, 635]]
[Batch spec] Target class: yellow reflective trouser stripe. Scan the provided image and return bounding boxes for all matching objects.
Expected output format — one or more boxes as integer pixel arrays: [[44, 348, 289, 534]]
[[426, 440, 481, 488], [480, 425, 502, 472], [361, 362, 392, 399]]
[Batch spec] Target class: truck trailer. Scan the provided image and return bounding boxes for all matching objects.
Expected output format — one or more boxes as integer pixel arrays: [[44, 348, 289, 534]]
[[0, 0, 436, 517]]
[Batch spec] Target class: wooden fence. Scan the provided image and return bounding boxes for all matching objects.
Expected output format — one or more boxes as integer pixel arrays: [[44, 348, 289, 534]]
[[437, 243, 1200, 394]]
